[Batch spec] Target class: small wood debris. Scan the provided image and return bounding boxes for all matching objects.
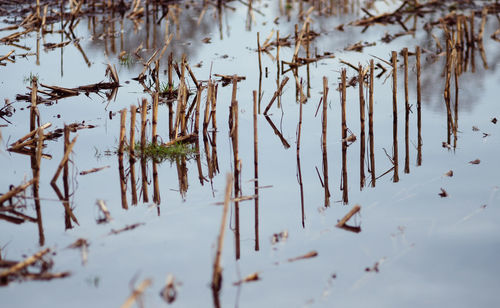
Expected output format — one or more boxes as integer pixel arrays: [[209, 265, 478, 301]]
[[343, 133, 357, 143], [160, 274, 178, 304], [271, 230, 288, 244], [439, 188, 448, 198], [469, 159, 481, 165], [79, 165, 110, 176], [492, 118, 497, 124], [121, 278, 152, 308], [472, 126, 480, 131], [67, 238, 89, 265], [444, 170, 454, 177], [96, 199, 112, 223], [336, 205, 361, 228], [214, 74, 246, 87], [287, 250, 318, 263], [233, 272, 260, 285], [442, 142, 451, 149], [344, 41, 376, 52], [109, 223, 145, 235], [202, 37, 211, 44], [365, 262, 379, 273]]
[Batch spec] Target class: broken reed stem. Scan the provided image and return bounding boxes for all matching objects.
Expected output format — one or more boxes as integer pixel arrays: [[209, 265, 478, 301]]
[[444, 31, 454, 144], [168, 52, 173, 89], [403, 48, 410, 174], [203, 81, 212, 134], [0, 179, 36, 205], [336, 204, 361, 227], [121, 279, 153, 308], [152, 94, 158, 145], [257, 32, 262, 77], [368, 60, 376, 186], [194, 86, 203, 134], [263, 76, 289, 115], [119, 109, 127, 154], [30, 76, 38, 132], [0, 247, 51, 278], [211, 83, 218, 131], [51, 135, 77, 184], [9, 123, 51, 150], [253, 90, 259, 251], [211, 174, 233, 292], [129, 105, 136, 158], [173, 81, 184, 139], [185, 62, 199, 89], [152, 161, 160, 205], [230, 77, 241, 260], [358, 63, 366, 190], [322, 76, 330, 206], [416, 46, 422, 166], [63, 126, 70, 207], [391, 51, 399, 183], [141, 98, 147, 149], [297, 81, 304, 155], [341, 69, 348, 204], [305, 23, 311, 97]]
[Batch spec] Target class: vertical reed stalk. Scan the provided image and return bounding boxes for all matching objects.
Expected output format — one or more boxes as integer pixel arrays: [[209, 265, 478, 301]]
[[253, 90, 259, 251], [358, 64, 366, 189], [141, 98, 147, 150], [416, 46, 422, 166], [368, 60, 376, 186], [341, 69, 348, 204], [392, 51, 399, 183], [322, 76, 330, 206], [403, 48, 410, 174]]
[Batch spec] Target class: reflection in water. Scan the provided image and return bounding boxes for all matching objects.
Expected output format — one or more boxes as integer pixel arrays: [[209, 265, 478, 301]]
[[340, 69, 348, 205], [2, 0, 500, 305], [253, 90, 260, 251], [391, 51, 399, 183]]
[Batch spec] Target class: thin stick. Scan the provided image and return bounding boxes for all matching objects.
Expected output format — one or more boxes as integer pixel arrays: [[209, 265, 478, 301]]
[[0, 179, 36, 205], [368, 60, 376, 186], [336, 205, 361, 227], [253, 90, 259, 251], [263, 76, 289, 115], [152, 94, 158, 145], [129, 105, 136, 157], [0, 248, 51, 278], [391, 51, 399, 183], [141, 98, 147, 149], [416, 46, 422, 166], [359, 64, 366, 189], [190, 85, 201, 133], [257, 32, 262, 76], [119, 109, 127, 154], [322, 76, 330, 206], [230, 76, 240, 260], [30, 76, 38, 132], [211, 174, 233, 292], [121, 279, 153, 308], [51, 136, 78, 184], [341, 69, 348, 204], [404, 48, 410, 174]]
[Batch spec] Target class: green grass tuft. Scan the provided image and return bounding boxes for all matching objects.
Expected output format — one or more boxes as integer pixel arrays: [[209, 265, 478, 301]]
[[131, 141, 197, 163], [23, 72, 39, 84]]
